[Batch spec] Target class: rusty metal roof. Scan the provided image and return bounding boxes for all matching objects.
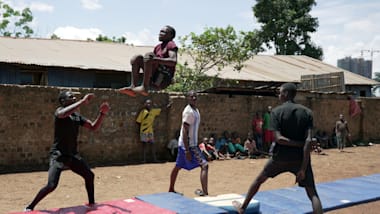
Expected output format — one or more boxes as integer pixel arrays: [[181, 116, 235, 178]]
[[1, 36, 378, 86]]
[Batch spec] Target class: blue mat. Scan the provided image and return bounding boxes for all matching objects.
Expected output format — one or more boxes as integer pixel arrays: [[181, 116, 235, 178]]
[[194, 193, 260, 214], [135, 174, 380, 213], [136, 192, 227, 214], [254, 174, 380, 214]]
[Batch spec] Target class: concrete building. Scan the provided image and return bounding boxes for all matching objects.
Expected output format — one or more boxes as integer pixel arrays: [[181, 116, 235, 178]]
[[337, 56, 372, 79]]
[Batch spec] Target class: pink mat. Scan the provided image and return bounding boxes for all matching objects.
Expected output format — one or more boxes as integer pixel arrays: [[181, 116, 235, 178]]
[[9, 198, 175, 214]]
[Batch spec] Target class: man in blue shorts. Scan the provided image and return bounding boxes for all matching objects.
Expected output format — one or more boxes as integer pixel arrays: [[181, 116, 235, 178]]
[[168, 90, 209, 196], [233, 83, 322, 214]]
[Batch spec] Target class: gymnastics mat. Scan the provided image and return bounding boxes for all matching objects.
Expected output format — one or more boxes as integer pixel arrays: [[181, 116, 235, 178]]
[[9, 198, 175, 214], [194, 193, 260, 214], [136, 192, 227, 214], [253, 173, 380, 214]]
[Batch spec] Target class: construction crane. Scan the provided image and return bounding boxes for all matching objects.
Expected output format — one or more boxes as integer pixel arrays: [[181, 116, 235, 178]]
[[361, 49, 380, 58]]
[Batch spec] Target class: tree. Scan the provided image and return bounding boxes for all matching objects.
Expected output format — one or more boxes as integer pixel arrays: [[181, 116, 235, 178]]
[[166, 26, 261, 92], [95, 34, 126, 43], [0, 0, 34, 37], [50, 34, 60, 39], [372, 72, 380, 96], [253, 0, 323, 60]]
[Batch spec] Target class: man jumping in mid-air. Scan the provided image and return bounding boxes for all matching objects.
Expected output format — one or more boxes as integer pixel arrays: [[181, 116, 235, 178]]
[[118, 25, 178, 96]]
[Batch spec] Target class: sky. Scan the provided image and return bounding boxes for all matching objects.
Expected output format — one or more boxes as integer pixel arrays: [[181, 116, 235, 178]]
[[3, 0, 380, 76]]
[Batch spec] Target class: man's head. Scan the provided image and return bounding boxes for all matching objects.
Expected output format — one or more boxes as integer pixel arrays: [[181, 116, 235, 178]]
[[279, 83, 297, 102], [255, 112, 261, 118], [58, 91, 77, 106], [339, 114, 344, 120], [144, 99, 152, 110], [186, 90, 197, 107], [209, 137, 215, 145], [159, 25, 176, 42]]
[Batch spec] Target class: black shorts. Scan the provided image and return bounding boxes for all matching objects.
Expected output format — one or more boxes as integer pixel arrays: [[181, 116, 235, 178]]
[[152, 65, 173, 89], [263, 158, 315, 187]]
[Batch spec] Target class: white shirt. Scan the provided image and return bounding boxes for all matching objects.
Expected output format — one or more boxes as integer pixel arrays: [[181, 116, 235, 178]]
[[178, 104, 200, 148]]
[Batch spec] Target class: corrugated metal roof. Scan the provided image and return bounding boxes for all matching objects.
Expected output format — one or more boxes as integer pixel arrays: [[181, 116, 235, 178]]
[[205, 55, 379, 86], [0, 36, 152, 71], [1, 36, 378, 86]]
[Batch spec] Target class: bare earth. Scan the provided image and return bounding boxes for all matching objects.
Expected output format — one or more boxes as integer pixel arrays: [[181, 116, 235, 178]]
[[2, 144, 380, 214]]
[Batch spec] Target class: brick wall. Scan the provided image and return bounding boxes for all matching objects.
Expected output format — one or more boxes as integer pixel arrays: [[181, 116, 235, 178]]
[[1, 85, 379, 173]]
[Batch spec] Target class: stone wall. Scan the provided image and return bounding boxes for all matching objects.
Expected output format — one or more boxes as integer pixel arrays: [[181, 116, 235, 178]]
[[1, 85, 379, 173]]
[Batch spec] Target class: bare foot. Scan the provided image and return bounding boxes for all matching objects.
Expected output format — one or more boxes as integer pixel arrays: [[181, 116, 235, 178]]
[[132, 86, 149, 96], [232, 200, 245, 214]]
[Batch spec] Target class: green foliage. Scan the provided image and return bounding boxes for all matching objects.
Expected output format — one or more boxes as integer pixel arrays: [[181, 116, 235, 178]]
[[179, 25, 259, 72], [50, 34, 60, 39], [0, 1, 34, 37], [253, 0, 323, 60], [372, 72, 380, 95], [95, 34, 126, 43], [166, 63, 218, 93], [167, 26, 261, 92]]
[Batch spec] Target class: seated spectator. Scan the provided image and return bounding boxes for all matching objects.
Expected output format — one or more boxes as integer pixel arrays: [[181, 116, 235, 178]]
[[208, 137, 225, 160], [228, 131, 247, 158], [216, 131, 231, 159], [311, 137, 322, 154], [315, 130, 330, 149], [167, 130, 179, 161], [244, 132, 259, 158], [199, 137, 214, 161]]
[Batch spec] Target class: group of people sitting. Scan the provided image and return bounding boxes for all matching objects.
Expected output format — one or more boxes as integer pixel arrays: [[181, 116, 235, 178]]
[[201, 131, 270, 161], [168, 128, 338, 161], [168, 130, 266, 162]]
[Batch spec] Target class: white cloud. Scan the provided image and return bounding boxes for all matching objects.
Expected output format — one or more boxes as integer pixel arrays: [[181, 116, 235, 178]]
[[81, 0, 102, 10], [123, 29, 157, 46], [52, 26, 102, 41], [30, 2, 54, 13], [311, 0, 380, 75], [2, 1, 53, 12]]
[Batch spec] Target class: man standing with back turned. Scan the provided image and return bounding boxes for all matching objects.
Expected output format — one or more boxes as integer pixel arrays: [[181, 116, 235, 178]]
[[233, 83, 322, 214]]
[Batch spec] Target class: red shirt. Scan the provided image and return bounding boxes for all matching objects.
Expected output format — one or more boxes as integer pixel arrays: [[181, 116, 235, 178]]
[[154, 41, 178, 72], [252, 118, 263, 134]]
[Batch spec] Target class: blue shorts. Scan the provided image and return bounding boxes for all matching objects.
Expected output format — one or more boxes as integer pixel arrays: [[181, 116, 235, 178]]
[[176, 146, 207, 170]]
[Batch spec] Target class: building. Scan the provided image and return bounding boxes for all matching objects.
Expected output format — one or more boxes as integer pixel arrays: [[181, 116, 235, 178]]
[[337, 56, 372, 79], [1, 36, 379, 97], [203, 55, 379, 97]]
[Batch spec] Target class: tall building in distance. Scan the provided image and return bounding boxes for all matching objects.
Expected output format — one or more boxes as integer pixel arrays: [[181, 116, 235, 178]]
[[337, 57, 372, 79]]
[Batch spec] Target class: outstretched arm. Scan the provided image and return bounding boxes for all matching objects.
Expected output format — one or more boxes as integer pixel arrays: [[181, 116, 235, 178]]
[[55, 93, 94, 118], [83, 102, 110, 131]]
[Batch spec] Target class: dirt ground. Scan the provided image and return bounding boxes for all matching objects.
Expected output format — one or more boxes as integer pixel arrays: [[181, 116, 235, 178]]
[[2, 144, 380, 214]]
